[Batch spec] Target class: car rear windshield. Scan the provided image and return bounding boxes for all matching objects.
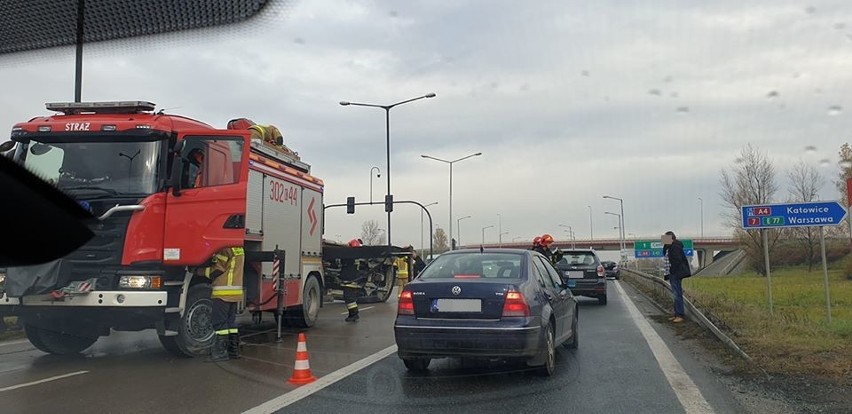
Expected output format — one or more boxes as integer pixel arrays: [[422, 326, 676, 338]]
[[556, 252, 598, 267], [418, 253, 524, 280]]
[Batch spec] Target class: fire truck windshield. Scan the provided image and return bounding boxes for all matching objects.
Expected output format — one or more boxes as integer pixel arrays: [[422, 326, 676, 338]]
[[20, 139, 162, 197]]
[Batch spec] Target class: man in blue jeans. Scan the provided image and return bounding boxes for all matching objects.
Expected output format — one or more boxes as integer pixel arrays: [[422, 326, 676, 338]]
[[663, 231, 690, 323]]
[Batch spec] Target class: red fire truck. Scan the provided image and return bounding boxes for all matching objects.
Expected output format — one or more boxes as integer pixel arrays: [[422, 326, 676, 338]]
[[0, 101, 325, 356]]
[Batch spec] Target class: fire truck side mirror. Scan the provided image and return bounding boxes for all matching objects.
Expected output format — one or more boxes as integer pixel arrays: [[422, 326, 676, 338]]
[[168, 141, 186, 196]]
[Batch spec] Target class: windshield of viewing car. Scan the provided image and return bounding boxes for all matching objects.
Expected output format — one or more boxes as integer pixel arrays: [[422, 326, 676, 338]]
[[418, 253, 524, 279], [19, 139, 161, 196]]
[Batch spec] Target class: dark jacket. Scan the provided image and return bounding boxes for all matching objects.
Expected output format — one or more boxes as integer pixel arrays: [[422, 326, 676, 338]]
[[665, 240, 691, 279]]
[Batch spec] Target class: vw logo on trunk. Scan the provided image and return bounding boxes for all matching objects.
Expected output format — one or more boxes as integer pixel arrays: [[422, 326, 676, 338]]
[[451, 286, 461, 296]]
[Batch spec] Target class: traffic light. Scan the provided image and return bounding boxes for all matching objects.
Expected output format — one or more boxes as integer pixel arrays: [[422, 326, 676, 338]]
[[346, 196, 355, 214], [385, 194, 394, 212]]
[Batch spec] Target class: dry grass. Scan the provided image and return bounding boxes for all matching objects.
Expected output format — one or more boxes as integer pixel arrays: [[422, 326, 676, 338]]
[[683, 266, 851, 381]]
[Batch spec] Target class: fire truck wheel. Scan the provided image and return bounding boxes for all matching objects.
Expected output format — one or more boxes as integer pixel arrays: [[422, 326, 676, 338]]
[[25, 323, 97, 355], [290, 275, 321, 328], [160, 283, 215, 357]]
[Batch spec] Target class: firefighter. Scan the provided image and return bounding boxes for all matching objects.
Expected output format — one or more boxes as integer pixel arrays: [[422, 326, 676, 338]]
[[394, 251, 411, 297], [539, 234, 564, 265], [187, 148, 204, 188], [341, 239, 362, 322], [531, 235, 548, 257], [196, 246, 245, 361]]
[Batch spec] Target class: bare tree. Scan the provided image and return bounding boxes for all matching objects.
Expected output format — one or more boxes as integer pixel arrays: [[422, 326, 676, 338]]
[[719, 144, 781, 275], [360, 220, 386, 246], [787, 160, 825, 271], [433, 227, 449, 254], [837, 143, 852, 247]]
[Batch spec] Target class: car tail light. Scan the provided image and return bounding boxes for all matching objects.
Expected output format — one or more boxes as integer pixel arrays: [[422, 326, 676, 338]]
[[502, 290, 529, 317], [398, 290, 414, 316], [597, 265, 605, 278]]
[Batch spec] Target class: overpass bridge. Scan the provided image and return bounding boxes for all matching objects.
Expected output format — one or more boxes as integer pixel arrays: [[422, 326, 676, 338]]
[[471, 236, 738, 268]]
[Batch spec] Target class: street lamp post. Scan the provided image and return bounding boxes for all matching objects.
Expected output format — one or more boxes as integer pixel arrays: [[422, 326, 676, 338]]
[[603, 195, 625, 253], [498, 214, 503, 246], [369, 166, 381, 204], [421, 152, 483, 249], [421, 201, 438, 252], [457, 215, 471, 247], [500, 231, 509, 247], [605, 211, 623, 251], [588, 205, 594, 240], [482, 225, 494, 244], [340, 92, 436, 247], [559, 224, 575, 249], [698, 197, 704, 238]]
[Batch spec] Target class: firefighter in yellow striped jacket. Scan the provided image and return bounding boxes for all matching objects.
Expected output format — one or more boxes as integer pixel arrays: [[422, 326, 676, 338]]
[[196, 246, 245, 361]]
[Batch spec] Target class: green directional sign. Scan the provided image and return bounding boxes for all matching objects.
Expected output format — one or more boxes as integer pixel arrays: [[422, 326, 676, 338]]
[[634, 239, 693, 258]]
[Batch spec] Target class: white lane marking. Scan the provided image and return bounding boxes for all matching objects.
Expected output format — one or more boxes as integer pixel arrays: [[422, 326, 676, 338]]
[[0, 370, 89, 393], [614, 281, 715, 414], [338, 306, 374, 315], [0, 339, 31, 348], [243, 344, 398, 414]]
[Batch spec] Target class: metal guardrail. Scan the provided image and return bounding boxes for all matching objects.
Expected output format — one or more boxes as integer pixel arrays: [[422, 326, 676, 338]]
[[622, 269, 751, 361]]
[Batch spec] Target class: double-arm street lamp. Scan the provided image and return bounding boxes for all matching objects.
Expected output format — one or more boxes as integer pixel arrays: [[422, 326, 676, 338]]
[[340, 92, 436, 246], [603, 195, 625, 256], [421, 152, 483, 249]]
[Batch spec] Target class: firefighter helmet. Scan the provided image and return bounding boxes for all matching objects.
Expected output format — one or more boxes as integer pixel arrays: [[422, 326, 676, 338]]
[[540, 234, 554, 246], [533, 236, 542, 246], [348, 239, 362, 247]]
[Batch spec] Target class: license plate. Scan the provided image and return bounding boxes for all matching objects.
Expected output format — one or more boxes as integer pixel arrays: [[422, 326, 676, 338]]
[[433, 299, 481, 312], [566, 271, 584, 279]]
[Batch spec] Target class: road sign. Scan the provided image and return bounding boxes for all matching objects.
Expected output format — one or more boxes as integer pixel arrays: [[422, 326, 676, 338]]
[[741, 201, 847, 229], [633, 239, 693, 258]]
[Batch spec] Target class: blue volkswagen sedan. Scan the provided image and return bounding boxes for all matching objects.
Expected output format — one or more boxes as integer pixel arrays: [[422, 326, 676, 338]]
[[394, 249, 578, 376]]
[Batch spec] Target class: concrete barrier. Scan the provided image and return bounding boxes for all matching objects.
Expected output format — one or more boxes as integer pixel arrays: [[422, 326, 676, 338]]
[[622, 269, 751, 361]]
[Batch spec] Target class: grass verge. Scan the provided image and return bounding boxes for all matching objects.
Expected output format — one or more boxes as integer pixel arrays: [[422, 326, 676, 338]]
[[682, 266, 851, 382]]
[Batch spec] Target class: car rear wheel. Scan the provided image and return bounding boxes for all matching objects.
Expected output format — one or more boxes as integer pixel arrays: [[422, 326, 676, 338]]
[[537, 324, 556, 376], [598, 295, 608, 305], [402, 357, 431, 371]]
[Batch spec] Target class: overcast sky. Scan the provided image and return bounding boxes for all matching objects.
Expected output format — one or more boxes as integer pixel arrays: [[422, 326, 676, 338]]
[[2, 0, 851, 249]]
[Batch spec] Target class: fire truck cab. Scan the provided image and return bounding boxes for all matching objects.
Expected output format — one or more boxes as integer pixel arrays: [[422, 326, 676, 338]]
[[0, 101, 325, 357]]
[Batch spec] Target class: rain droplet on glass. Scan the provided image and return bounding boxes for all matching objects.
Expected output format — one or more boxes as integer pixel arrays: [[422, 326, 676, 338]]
[[389, 10, 399, 18], [804, 145, 818, 154], [490, 81, 500, 89], [294, 37, 306, 45], [735, 157, 744, 164], [835, 22, 846, 30], [648, 89, 662, 96], [820, 159, 831, 167], [766, 91, 779, 99], [676, 106, 689, 114], [840, 160, 852, 169], [664, 76, 673, 83], [581, 70, 590, 77], [828, 105, 843, 116], [805, 6, 816, 14], [670, 92, 679, 98]]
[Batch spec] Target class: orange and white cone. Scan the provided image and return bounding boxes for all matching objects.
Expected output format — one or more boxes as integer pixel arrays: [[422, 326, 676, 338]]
[[287, 333, 317, 385]]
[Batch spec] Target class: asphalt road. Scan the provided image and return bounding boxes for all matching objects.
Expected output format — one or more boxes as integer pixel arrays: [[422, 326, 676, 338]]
[[0, 281, 751, 414]]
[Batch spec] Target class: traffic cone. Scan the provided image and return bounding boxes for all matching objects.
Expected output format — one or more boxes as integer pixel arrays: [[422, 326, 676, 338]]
[[287, 333, 317, 385]]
